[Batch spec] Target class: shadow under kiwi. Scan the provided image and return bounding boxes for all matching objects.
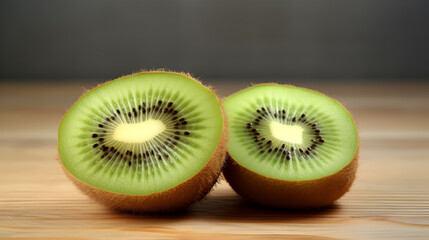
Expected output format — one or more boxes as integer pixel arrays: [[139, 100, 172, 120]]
[[188, 193, 341, 222], [104, 183, 340, 223]]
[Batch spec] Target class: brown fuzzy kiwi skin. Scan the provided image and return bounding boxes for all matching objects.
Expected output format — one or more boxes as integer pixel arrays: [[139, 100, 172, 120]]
[[223, 148, 358, 209], [222, 83, 359, 209], [57, 71, 228, 213]]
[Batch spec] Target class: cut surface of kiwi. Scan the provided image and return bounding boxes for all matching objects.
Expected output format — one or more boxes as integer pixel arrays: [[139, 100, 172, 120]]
[[222, 84, 359, 209], [58, 71, 226, 211]]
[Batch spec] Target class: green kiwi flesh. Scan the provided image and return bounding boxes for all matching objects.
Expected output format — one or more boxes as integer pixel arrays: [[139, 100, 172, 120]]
[[58, 72, 225, 199], [223, 84, 358, 182]]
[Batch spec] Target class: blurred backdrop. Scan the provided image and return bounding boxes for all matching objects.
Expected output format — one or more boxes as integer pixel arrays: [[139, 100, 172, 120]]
[[1, 0, 429, 82]]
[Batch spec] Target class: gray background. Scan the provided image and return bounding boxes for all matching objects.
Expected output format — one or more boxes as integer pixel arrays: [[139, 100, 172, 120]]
[[1, 0, 428, 81]]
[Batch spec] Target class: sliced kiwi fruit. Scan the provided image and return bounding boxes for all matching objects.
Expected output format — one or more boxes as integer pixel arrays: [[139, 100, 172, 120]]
[[222, 84, 359, 209], [57, 71, 227, 212]]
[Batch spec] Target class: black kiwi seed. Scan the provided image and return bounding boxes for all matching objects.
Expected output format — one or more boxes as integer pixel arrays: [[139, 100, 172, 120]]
[[305, 150, 310, 155], [299, 148, 304, 153], [99, 138, 104, 142], [116, 109, 120, 114], [315, 129, 321, 133], [290, 147, 295, 152], [181, 121, 187, 125], [172, 116, 178, 120], [286, 155, 291, 160], [174, 136, 180, 140], [319, 138, 325, 143], [292, 117, 296, 122], [92, 143, 98, 148], [158, 100, 162, 105], [268, 148, 272, 153], [274, 113, 278, 117], [167, 102, 173, 107], [174, 131, 180, 135], [266, 140, 272, 145], [128, 112, 132, 117], [184, 131, 190, 136], [98, 124, 103, 128], [301, 114, 306, 118], [92, 134, 98, 138]]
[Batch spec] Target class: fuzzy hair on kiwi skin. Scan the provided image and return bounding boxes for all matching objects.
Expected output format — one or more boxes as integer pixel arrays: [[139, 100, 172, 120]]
[[223, 149, 358, 209], [221, 83, 359, 209], [57, 70, 228, 213]]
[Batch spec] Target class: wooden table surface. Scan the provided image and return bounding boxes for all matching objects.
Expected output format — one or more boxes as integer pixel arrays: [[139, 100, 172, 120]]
[[1, 81, 429, 239]]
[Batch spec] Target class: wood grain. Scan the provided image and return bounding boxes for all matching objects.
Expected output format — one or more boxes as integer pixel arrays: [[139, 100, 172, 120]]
[[1, 82, 429, 239]]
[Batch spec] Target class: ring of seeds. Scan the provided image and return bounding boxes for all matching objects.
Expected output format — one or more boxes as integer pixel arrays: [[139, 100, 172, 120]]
[[90, 100, 192, 168], [247, 107, 324, 161]]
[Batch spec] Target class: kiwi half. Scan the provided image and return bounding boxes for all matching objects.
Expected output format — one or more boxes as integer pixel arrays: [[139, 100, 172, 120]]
[[222, 84, 359, 209], [57, 71, 227, 212]]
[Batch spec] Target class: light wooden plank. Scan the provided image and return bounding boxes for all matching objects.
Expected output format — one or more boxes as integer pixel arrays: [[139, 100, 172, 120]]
[[1, 82, 428, 239]]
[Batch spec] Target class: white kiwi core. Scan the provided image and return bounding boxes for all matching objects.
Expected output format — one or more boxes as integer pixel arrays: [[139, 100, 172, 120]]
[[113, 119, 166, 143], [269, 121, 303, 144]]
